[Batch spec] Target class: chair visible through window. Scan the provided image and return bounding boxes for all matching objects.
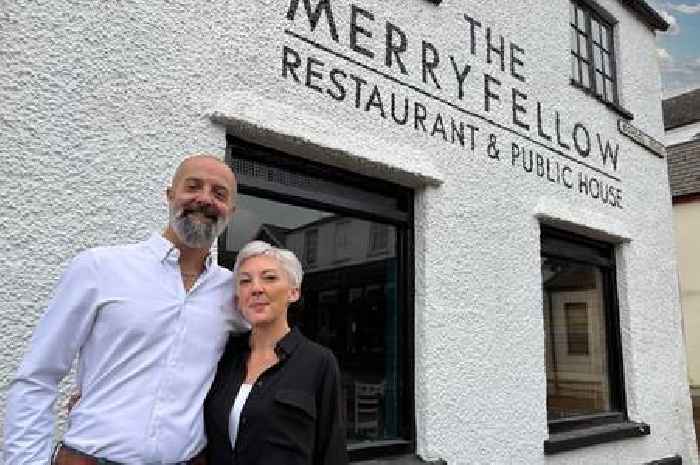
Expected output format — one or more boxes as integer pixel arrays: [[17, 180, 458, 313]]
[[354, 381, 385, 438]]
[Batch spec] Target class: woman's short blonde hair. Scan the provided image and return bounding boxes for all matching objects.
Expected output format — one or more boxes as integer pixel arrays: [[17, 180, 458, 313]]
[[232, 240, 304, 289]]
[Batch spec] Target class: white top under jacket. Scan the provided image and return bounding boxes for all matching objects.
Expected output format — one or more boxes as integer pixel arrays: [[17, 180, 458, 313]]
[[3, 233, 248, 465]]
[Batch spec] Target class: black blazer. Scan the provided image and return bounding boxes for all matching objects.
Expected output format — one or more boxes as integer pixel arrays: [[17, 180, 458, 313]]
[[204, 328, 348, 465]]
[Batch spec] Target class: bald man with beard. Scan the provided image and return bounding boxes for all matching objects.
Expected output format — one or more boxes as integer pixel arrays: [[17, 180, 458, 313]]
[[4, 155, 248, 465]]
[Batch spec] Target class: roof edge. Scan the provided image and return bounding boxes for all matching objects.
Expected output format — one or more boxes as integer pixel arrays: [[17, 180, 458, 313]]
[[620, 0, 669, 31]]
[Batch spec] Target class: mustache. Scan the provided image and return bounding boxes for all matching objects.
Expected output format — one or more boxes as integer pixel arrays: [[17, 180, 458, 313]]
[[179, 203, 220, 221]]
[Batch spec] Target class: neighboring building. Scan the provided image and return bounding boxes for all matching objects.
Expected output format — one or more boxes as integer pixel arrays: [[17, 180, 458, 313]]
[[1, 1, 696, 464], [665, 88, 700, 448]]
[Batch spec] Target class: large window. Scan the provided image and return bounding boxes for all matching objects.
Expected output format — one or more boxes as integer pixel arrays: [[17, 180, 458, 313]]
[[570, 0, 619, 106], [219, 137, 414, 460], [541, 227, 649, 452]]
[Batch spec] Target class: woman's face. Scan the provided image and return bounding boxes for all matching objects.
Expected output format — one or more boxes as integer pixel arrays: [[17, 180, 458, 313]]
[[236, 255, 299, 327]]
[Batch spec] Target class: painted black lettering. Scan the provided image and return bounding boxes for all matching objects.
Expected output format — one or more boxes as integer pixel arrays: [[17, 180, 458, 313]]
[[286, 0, 339, 42], [451, 119, 465, 146], [562, 166, 573, 188], [327, 68, 347, 101], [414, 101, 427, 131], [597, 134, 619, 171], [462, 14, 482, 56], [573, 123, 591, 158], [350, 5, 374, 59], [449, 56, 471, 100], [365, 85, 386, 118], [431, 113, 447, 141], [511, 142, 520, 166], [422, 41, 441, 89], [484, 74, 501, 112], [537, 101, 551, 141], [391, 93, 409, 125], [510, 43, 526, 82], [468, 124, 478, 150], [348, 74, 367, 108], [386, 22, 408, 75], [305, 56, 324, 93], [486, 27, 505, 72], [578, 172, 588, 194], [523, 149, 533, 172], [556, 111, 570, 150], [512, 88, 529, 130], [282, 46, 301, 82]]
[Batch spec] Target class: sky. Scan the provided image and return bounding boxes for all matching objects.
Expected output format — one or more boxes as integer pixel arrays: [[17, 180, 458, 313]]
[[649, 1, 700, 97]]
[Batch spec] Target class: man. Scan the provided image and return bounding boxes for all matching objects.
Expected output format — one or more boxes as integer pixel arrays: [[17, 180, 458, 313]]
[[3, 155, 247, 464]]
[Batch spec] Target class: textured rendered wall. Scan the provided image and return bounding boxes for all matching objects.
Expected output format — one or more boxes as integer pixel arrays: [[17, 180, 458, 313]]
[[0, 1, 695, 464]]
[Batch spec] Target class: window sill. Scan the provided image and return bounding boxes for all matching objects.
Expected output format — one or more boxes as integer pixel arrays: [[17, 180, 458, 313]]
[[570, 80, 634, 120], [544, 421, 650, 454]]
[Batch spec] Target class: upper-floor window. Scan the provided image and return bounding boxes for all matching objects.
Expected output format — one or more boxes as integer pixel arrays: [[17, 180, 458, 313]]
[[570, 0, 618, 105]]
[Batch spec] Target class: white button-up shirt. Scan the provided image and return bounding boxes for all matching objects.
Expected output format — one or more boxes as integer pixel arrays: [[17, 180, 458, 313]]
[[3, 234, 248, 464]]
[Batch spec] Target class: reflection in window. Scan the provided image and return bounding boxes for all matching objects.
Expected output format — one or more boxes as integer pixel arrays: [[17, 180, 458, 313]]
[[541, 231, 621, 423], [369, 223, 390, 255], [304, 229, 318, 268], [220, 193, 401, 444], [565, 302, 589, 355], [334, 221, 352, 262]]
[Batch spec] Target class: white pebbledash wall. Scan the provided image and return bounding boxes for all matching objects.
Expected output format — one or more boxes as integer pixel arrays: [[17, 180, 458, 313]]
[[0, 1, 695, 464]]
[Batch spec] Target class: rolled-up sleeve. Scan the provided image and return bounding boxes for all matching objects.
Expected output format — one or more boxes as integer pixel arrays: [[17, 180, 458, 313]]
[[3, 251, 100, 465]]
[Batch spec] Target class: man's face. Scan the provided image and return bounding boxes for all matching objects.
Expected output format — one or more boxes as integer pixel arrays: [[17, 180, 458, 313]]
[[167, 157, 236, 249]]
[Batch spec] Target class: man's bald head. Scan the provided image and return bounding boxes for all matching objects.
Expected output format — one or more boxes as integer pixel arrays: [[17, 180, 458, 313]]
[[170, 155, 237, 205]]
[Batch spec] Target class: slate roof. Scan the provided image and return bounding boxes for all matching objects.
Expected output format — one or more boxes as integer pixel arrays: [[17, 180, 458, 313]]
[[666, 140, 700, 197], [620, 0, 670, 31], [663, 88, 700, 130]]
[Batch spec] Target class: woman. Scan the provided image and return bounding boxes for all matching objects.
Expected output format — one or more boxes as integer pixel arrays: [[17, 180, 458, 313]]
[[204, 241, 348, 465]]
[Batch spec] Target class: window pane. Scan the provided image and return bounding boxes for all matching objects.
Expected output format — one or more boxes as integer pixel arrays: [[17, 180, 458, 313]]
[[577, 6, 586, 28], [596, 72, 605, 98], [591, 18, 601, 46], [605, 78, 614, 103], [581, 64, 590, 88], [570, 2, 576, 25], [594, 47, 603, 73], [543, 257, 610, 420], [601, 24, 610, 51], [578, 32, 588, 60], [221, 193, 401, 443]]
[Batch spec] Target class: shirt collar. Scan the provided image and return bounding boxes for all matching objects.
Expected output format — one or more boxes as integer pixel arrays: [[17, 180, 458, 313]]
[[146, 232, 214, 269], [274, 327, 303, 360], [233, 327, 304, 360]]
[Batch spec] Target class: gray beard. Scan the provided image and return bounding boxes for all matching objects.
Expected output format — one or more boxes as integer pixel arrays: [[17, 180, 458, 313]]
[[169, 205, 228, 249]]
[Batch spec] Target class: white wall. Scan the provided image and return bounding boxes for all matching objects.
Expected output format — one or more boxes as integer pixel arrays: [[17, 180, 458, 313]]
[[0, 1, 694, 464]]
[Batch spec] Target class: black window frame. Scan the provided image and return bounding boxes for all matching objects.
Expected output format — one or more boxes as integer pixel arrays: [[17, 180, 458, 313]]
[[541, 226, 649, 453], [220, 135, 416, 462], [569, 0, 634, 120]]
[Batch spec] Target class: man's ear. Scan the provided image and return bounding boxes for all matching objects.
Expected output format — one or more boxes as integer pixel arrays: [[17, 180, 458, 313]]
[[166, 186, 173, 202]]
